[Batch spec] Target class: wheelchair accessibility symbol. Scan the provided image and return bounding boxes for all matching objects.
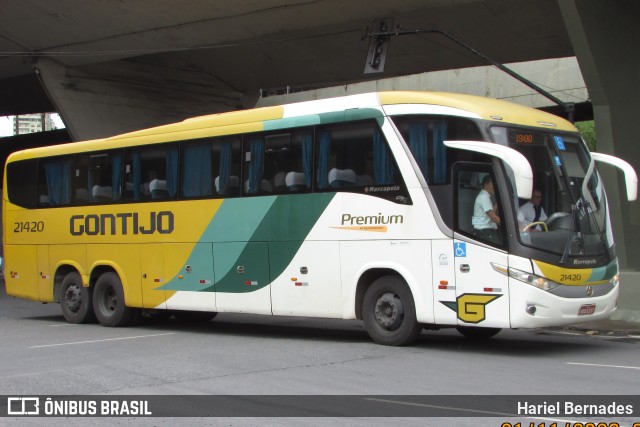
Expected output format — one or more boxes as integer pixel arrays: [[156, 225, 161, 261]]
[[454, 242, 467, 257]]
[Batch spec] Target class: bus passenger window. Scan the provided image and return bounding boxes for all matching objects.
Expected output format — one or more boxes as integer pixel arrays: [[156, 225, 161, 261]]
[[181, 141, 213, 198], [38, 156, 73, 206], [316, 121, 408, 203], [76, 151, 124, 204], [212, 137, 241, 197], [244, 135, 269, 195], [124, 145, 178, 201], [263, 129, 312, 194], [6, 159, 38, 209], [391, 116, 483, 185]]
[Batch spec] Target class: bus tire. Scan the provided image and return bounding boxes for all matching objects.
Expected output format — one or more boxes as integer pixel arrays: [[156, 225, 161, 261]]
[[362, 275, 421, 346], [456, 326, 501, 340], [60, 272, 95, 324], [93, 272, 135, 327]]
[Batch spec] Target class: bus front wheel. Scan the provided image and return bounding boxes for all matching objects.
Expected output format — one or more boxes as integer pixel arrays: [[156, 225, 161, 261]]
[[60, 272, 95, 324], [93, 272, 135, 327], [362, 276, 421, 346]]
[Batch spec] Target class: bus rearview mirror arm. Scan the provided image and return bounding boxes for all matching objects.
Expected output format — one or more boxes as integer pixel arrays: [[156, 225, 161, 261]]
[[591, 152, 638, 201], [444, 140, 533, 199]]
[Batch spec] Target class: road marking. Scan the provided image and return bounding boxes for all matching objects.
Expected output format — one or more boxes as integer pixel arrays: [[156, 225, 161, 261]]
[[366, 398, 513, 416], [29, 332, 175, 348], [567, 362, 640, 370], [366, 398, 593, 425]]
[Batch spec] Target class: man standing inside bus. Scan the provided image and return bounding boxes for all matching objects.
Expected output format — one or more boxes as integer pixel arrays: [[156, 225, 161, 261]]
[[472, 174, 501, 244]]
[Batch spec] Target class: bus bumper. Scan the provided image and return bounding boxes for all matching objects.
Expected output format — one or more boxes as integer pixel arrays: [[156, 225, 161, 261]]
[[509, 282, 619, 329]]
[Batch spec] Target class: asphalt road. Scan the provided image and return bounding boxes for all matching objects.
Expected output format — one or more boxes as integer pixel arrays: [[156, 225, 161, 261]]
[[1, 281, 639, 427]]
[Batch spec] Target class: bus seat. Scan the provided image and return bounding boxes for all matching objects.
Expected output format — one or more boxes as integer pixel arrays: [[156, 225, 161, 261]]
[[92, 185, 113, 202], [273, 171, 287, 192], [75, 188, 89, 202], [215, 175, 240, 196], [285, 171, 307, 192], [328, 168, 356, 188], [149, 179, 169, 199], [124, 182, 136, 198], [244, 179, 273, 194]]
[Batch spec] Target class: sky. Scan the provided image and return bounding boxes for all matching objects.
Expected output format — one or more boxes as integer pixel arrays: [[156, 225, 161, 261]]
[[0, 114, 65, 136]]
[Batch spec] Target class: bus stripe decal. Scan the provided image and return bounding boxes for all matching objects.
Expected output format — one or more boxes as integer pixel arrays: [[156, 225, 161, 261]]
[[159, 193, 335, 294]]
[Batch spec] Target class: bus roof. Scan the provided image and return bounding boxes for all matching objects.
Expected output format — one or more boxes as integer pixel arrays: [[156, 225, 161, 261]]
[[378, 91, 576, 132], [7, 91, 577, 161]]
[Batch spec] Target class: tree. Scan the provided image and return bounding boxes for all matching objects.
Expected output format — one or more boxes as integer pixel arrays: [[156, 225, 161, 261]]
[[575, 121, 596, 151]]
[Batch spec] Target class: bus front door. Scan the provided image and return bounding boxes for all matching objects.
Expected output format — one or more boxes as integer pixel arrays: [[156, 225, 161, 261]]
[[453, 240, 510, 328], [450, 164, 510, 329]]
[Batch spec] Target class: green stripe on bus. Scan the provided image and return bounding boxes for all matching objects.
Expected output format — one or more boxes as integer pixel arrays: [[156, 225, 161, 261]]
[[263, 109, 384, 132], [159, 193, 334, 293]]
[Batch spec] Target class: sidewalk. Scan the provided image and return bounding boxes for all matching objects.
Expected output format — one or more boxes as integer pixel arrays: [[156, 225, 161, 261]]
[[562, 319, 640, 336]]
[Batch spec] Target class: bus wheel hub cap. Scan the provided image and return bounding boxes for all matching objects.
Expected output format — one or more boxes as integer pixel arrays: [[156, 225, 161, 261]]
[[65, 285, 82, 312], [375, 293, 403, 329]]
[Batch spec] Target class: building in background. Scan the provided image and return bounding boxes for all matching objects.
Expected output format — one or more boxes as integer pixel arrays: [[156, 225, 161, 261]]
[[12, 113, 55, 135]]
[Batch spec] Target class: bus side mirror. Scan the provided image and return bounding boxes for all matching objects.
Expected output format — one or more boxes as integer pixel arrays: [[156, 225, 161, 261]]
[[591, 152, 638, 201]]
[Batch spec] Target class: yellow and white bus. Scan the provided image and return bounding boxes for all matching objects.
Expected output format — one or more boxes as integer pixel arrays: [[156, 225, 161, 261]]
[[3, 91, 637, 345]]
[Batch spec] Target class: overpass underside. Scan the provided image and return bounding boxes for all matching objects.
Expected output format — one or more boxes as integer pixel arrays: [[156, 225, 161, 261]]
[[0, 1, 638, 278]]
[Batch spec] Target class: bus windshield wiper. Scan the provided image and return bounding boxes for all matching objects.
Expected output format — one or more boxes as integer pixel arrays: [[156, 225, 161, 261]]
[[559, 202, 580, 265]]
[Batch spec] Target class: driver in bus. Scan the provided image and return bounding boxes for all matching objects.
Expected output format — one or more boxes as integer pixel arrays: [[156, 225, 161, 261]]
[[471, 174, 501, 244], [519, 189, 547, 231]]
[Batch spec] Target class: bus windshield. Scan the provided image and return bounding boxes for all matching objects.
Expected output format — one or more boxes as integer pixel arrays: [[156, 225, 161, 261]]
[[490, 126, 613, 260]]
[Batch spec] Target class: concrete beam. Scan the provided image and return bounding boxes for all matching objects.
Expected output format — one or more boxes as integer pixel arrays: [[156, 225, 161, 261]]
[[35, 58, 248, 140], [257, 57, 587, 115]]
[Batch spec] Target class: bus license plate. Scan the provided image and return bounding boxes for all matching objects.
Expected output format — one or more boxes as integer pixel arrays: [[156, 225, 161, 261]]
[[578, 304, 596, 315]]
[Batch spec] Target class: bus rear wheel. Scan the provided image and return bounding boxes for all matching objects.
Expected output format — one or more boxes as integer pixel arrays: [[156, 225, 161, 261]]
[[362, 276, 421, 346], [60, 272, 95, 324], [93, 272, 135, 327]]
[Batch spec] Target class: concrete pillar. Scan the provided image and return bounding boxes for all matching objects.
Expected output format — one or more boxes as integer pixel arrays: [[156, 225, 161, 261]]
[[559, 0, 640, 272]]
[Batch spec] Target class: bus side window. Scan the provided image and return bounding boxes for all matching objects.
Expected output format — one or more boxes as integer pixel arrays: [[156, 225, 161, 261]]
[[243, 134, 272, 195], [454, 165, 505, 247], [181, 140, 213, 198], [316, 121, 408, 203], [212, 137, 241, 197], [6, 159, 38, 209], [125, 145, 178, 201], [392, 116, 483, 185], [38, 156, 73, 207], [263, 129, 312, 194], [74, 151, 123, 204], [287, 130, 313, 192]]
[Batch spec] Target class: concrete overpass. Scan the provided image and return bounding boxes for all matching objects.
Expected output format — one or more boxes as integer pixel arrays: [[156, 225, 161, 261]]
[[1, 0, 579, 139], [0, 1, 639, 281]]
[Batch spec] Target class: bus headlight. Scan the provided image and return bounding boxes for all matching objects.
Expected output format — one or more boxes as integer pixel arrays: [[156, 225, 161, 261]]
[[491, 264, 560, 291], [610, 274, 620, 287]]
